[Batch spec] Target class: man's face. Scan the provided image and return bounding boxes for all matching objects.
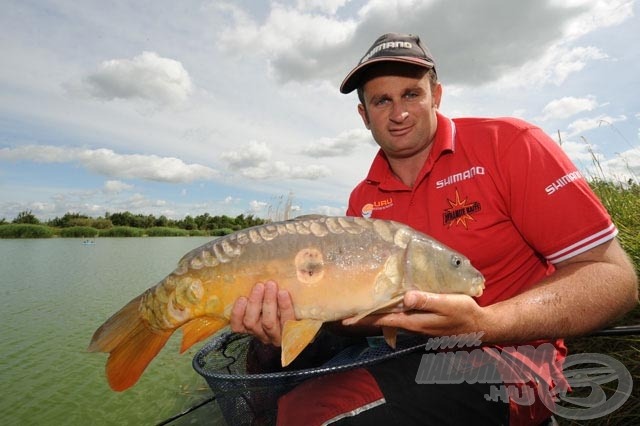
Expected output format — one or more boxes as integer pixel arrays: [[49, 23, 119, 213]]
[[358, 64, 442, 160]]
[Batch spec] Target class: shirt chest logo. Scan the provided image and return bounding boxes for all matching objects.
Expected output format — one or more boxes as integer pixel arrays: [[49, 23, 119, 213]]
[[443, 189, 482, 229], [436, 166, 485, 189], [362, 198, 394, 218]]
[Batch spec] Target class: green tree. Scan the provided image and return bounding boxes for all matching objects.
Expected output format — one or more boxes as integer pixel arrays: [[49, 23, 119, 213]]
[[154, 215, 169, 227], [48, 212, 89, 228], [180, 215, 197, 230], [13, 210, 39, 224], [195, 213, 211, 230]]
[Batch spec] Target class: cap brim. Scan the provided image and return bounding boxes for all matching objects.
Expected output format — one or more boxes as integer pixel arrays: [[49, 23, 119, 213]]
[[339, 56, 435, 94]]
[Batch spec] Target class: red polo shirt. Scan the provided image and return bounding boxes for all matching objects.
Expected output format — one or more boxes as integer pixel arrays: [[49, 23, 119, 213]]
[[347, 112, 616, 305], [346, 112, 617, 424]]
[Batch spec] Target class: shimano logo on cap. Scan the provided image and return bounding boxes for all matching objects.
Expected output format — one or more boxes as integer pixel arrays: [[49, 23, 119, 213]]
[[360, 41, 413, 63]]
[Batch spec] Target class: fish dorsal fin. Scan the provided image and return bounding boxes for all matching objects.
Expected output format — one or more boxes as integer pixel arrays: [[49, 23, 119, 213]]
[[281, 319, 323, 366], [382, 326, 398, 349], [179, 317, 228, 353], [342, 295, 405, 325], [290, 214, 326, 221]]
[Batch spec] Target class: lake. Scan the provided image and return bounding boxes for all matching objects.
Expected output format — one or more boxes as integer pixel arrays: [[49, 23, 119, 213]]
[[0, 237, 226, 425]]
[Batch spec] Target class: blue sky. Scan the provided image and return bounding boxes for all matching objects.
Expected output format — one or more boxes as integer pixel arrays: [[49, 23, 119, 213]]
[[1, 0, 639, 221]]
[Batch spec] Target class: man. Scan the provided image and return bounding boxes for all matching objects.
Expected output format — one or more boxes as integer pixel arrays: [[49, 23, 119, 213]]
[[231, 33, 638, 425]]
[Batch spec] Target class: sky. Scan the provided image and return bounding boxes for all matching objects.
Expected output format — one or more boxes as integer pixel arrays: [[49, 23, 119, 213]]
[[1, 0, 639, 222]]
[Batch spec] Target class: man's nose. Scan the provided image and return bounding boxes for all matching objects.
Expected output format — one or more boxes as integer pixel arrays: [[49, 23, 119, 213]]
[[390, 108, 409, 123]]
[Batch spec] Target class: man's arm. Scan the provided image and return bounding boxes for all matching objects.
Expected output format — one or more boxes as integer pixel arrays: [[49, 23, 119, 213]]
[[356, 239, 638, 343]]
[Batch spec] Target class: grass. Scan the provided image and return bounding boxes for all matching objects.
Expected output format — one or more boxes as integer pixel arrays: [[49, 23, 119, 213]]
[[557, 179, 640, 425], [0, 224, 54, 238], [58, 226, 100, 238], [97, 226, 144, 237], [144, 226, 190, 237]]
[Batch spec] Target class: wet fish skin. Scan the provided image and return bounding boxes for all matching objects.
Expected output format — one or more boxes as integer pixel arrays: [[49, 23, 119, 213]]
[[88, 216, 484, 391]]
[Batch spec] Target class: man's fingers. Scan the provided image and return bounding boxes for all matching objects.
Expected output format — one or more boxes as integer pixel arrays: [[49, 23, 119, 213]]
[[277, 289, 296, 324], [243, 282, 265, 328], [261, 281, 280, 336], [230, 296, 248, 333], [229, 281, 294, 346], [404, 291, 439, 310]]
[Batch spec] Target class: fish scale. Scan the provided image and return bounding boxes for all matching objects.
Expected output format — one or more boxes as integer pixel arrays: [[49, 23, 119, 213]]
[[88, 215, 485, 391]]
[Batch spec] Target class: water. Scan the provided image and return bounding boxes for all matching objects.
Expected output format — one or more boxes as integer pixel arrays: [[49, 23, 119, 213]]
[[0, 237, 226, 425]]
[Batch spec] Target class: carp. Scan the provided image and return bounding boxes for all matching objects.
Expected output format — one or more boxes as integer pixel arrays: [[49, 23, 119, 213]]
[[88, 216, 484, 391]]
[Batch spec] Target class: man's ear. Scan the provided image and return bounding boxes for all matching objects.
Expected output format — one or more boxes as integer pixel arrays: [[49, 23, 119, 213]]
[[358, 104, 371, 129], [432, 83, 443, 109]]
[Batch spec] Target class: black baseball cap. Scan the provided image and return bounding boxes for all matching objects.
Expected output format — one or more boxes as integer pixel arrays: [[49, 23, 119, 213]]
[[340, 33, 437, 94]]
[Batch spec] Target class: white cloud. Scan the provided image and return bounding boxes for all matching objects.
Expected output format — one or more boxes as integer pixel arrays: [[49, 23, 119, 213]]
[[221, 142, 332, 180], [309, 204, 345, 216], [295, 0, 350, 15], [496, 45, 608, 89], [220, 141, 272, 168], [600, 147, 640, 183], [217, 2, 357, 84], [0, 145, 218, 183], [567, 114, 627, 137], [557, 0, 635, 39], [76, 52, 193, 107], [565, 144, 640, 184], [103, 180, 134, 194], [249, 200, 268, 213], [538, 96, 598, 121], [302, 128, 372, 157], [289, 164, 332, 179], [217, 0, 633, 89], [237, 161, 331, 180], [559, 139, 598, 163], [125, 193, 168, 210]]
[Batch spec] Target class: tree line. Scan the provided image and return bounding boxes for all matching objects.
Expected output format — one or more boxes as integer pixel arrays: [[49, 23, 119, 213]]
[[1, 210, 266, 232]]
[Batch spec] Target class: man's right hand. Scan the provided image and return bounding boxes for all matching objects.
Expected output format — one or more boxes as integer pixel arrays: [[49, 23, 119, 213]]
[[230, 280, 296, 346]]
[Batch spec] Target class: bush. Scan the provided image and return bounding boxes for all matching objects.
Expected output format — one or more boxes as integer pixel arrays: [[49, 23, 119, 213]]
[[211, 228, 234, 236], [0, 224, 54, 238], [188, 229, 210, 236], [59, 226, 100, 238], [145, 227, 190, 237], [98, 226, 144, 237]]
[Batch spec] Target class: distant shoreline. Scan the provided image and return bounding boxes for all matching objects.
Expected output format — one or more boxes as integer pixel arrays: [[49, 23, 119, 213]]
[[0, 224, 231, 239]]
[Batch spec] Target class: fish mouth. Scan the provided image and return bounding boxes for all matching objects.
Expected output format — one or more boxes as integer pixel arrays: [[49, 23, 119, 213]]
[[472, 277, 486, 297]]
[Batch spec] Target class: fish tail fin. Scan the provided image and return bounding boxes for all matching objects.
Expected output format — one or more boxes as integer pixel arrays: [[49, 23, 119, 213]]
[[88, 295, 173, 392]]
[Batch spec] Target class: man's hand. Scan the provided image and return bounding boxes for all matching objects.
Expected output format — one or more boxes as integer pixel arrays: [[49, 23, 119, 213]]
[[230, 280, 296, 346], [345, 291, 486, 338], [349, 239, 638, 345]]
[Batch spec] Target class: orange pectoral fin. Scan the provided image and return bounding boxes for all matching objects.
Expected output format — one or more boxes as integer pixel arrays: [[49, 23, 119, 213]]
[[281, 319, 323, 367], [179, 317, 228, 353], [342, 295, 405, 325]]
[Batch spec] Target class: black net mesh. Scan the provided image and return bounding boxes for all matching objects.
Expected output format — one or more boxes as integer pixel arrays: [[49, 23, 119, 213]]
[[192, 330, 429, 426]]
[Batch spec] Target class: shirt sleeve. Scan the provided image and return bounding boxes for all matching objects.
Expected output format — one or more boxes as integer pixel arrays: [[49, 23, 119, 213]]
[[496, 125, 617, 264]]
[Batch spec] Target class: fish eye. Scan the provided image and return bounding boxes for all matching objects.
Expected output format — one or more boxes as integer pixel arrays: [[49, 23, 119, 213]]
[[451, 255, 462, 268]]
